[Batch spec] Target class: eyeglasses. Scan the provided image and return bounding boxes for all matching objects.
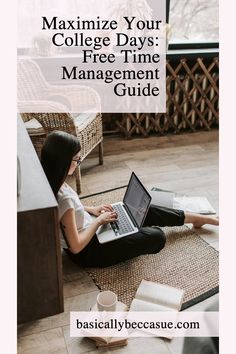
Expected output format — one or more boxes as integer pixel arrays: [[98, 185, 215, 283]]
[[72, 157, 82, 166]]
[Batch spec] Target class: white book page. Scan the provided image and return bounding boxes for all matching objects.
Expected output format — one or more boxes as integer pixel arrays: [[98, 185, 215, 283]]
[[135, 280, 184, 311], [173, 196, 216, 214], [130, 298, 177, 312]]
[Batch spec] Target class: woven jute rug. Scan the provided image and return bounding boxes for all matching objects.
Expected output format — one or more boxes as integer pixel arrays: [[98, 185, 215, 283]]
[[82, 187, 219, 310]]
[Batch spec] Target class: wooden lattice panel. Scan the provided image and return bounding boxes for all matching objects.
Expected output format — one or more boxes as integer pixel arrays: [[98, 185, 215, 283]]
[[116, 57, 219, 138]]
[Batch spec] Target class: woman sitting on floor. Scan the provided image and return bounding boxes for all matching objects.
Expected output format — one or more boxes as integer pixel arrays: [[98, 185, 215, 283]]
[[41, 131, 219, 268]]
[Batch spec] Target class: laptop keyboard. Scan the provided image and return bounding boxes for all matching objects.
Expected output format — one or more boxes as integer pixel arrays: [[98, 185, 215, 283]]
[[111, 204, 135, 235]]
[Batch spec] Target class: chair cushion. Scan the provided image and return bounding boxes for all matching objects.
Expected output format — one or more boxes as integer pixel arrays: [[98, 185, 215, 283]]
[[24, 113, 98, 135], [24, 118, 45, 136], [73, 113, 98, 132]]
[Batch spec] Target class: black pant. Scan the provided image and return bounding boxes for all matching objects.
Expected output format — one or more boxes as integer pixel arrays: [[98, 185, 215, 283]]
[[64, 205, 185, 268]]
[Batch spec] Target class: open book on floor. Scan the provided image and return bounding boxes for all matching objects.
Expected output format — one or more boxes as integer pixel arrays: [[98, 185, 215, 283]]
[[150, 187, 216, 214], [129, 280, 185, 339], [91, 337, 128, 348], [130, 280, 185, 313], [87, 301, 128, 348]]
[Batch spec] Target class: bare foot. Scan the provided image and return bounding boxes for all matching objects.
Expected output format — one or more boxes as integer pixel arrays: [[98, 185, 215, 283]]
[[192, 215, 219, 228]]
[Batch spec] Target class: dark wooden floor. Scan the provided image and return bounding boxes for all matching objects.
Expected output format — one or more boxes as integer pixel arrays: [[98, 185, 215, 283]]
[[18, 130, 219, 354]]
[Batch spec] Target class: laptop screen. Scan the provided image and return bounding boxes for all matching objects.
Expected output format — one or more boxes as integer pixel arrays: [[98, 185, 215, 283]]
[[123, 172, 152, 228]]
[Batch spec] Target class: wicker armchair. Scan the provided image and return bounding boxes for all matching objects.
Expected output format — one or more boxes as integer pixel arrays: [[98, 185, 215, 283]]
[[18, 59, 103, 194]]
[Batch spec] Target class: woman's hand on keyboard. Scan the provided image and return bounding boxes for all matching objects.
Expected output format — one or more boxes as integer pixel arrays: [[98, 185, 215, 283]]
[[96, 211, 118, 226], [90, 204, 114, 216]]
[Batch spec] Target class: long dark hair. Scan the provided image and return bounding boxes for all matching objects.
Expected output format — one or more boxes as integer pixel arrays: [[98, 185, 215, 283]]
[[41, 131, 81, 196]]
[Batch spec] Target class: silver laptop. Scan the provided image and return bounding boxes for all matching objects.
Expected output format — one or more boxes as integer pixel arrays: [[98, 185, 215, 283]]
[[96, 172, 152, 243]]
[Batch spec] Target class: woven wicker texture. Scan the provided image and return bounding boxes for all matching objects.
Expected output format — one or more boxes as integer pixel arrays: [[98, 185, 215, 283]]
[[21, 113, 103, 160], [82, 188, 219, 308], [18, 60, 103, 194], [20, 113, 103, 194], [21, 113, 103, 194]]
